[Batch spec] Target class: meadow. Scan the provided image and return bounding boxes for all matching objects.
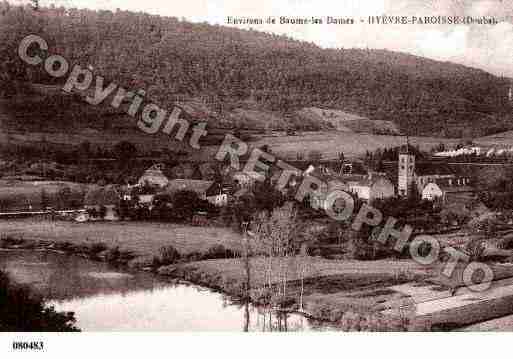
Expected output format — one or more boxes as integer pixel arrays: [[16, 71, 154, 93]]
[[0, 180, 89, 211], [0, 219, 243, 258]]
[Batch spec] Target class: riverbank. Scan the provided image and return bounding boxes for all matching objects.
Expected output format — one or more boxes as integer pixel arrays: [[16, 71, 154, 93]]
[[1, 218, 243, 265], [0, 222, 438, 330]]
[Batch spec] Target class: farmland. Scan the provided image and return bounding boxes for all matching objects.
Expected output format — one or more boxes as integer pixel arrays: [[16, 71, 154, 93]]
[[172, 131, 463, 162], [476, 131, 513, 147], [0, 180, 89, 211], [251, 131, 461, 160]]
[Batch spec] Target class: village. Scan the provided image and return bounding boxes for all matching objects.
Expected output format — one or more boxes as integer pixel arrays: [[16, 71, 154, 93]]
[[3, 135, 513, 331], [1, 0, 513, 337], [0, 141, 486, 224]]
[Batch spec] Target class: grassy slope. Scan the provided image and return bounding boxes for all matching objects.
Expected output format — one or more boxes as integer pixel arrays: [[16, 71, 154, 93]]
[[476, 131, 513, 147], [251, 132, 460, 159]]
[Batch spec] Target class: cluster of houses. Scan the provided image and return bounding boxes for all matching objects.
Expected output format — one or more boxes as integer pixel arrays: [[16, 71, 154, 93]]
[[79, 145, 476, 221], [304, 145, 475, 211]]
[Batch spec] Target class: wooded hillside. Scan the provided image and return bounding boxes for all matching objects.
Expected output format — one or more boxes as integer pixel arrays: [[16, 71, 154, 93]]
[[1, 3, 512, 137]]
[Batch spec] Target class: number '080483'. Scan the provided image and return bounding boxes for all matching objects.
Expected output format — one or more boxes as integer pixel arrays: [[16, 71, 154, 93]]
[[12, 341, 44, 351]]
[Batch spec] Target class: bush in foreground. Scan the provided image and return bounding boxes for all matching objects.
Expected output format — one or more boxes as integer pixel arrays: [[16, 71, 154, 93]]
[[203, 244, 235, 260], [0, 271, 79, 331]]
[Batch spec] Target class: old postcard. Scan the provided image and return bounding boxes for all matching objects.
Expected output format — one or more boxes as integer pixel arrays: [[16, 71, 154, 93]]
[[0, 0, 512, 356]]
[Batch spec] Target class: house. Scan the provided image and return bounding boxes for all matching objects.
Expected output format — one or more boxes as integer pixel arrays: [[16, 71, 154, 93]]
[[138, 164, 169, 187], [422, 182, 475, 203], [232, 171, 265, 187], [303, 162, 394, 205], [192, 211, 209, 226], [205, 182, 230, 207], [164, 179, 214, 200], [84, 185, 120, 220], [138, 194, 155, 206], [346, 174, 395, 202]]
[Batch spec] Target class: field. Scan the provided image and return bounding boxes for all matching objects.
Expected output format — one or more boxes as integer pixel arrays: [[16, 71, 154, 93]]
[[172, 256, 433, 289], [0, 219, 243, 258], [185, 131, 462, 163], [297, 107, 400, 134], [0, 180, 89, 211], [476, 131, 513, 147], [251, 132, 461, 160]]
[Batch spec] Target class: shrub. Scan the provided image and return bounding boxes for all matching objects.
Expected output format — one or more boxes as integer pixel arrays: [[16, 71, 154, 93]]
[[159, 245, 181, 265], [119, 249, 135, 261], [186, 251, 203, 262], [0, 271, 79, 331], [498, 236, 513, 250], [54, 241, 73, 251], [465, 239, 487, 262], [203, 244, 234, 260], [86, 207, 98, 218], [98, 205, 107, 219], [105, 246, 121, 263], [0, 236, 24, 247], [89, 242, 108, 256]]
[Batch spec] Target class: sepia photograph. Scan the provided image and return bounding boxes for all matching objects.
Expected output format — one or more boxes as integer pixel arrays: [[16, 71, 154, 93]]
[[0, 0, 513, 355]]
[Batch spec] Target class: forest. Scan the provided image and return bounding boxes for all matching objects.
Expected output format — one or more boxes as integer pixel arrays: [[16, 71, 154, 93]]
[[1, 2, 512, 137]]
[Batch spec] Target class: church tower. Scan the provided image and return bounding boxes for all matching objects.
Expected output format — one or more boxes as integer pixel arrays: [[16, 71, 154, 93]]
[[398, 141, 415, 197]]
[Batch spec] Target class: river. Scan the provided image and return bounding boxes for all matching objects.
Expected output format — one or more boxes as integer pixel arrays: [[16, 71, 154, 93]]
[[0, 250, 327, 331]]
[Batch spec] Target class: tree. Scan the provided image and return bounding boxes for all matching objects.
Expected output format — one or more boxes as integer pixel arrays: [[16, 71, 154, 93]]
[[171, 190, 202, 221], [113, 141, 137, 161], [77, 141, 91, 160], [152, 193, 174, 221], [253, 179, 285, 213], [56, 186, 72, 210], [41, 188, 50, 209], [251, 203, 304, 309], [231, 193, 257, 230], [0, 271, 79, 331], [308, 150, 322, 165], [98, 205, 107, 219], [474, 166, 512, 193], [30, 0, 39, 10]]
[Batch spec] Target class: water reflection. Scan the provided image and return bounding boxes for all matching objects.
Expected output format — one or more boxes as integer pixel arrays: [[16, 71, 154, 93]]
[[0, 250, 318, 332]]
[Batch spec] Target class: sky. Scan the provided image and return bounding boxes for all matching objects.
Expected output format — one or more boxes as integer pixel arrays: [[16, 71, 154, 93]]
[[10, 0, 513, 78]]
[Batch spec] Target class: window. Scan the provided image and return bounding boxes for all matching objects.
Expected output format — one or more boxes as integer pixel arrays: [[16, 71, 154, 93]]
[[401, 165, 405, 170]]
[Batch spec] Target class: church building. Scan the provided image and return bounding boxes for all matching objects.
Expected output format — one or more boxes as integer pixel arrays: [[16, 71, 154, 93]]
[[397, 146, 473, 203]]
